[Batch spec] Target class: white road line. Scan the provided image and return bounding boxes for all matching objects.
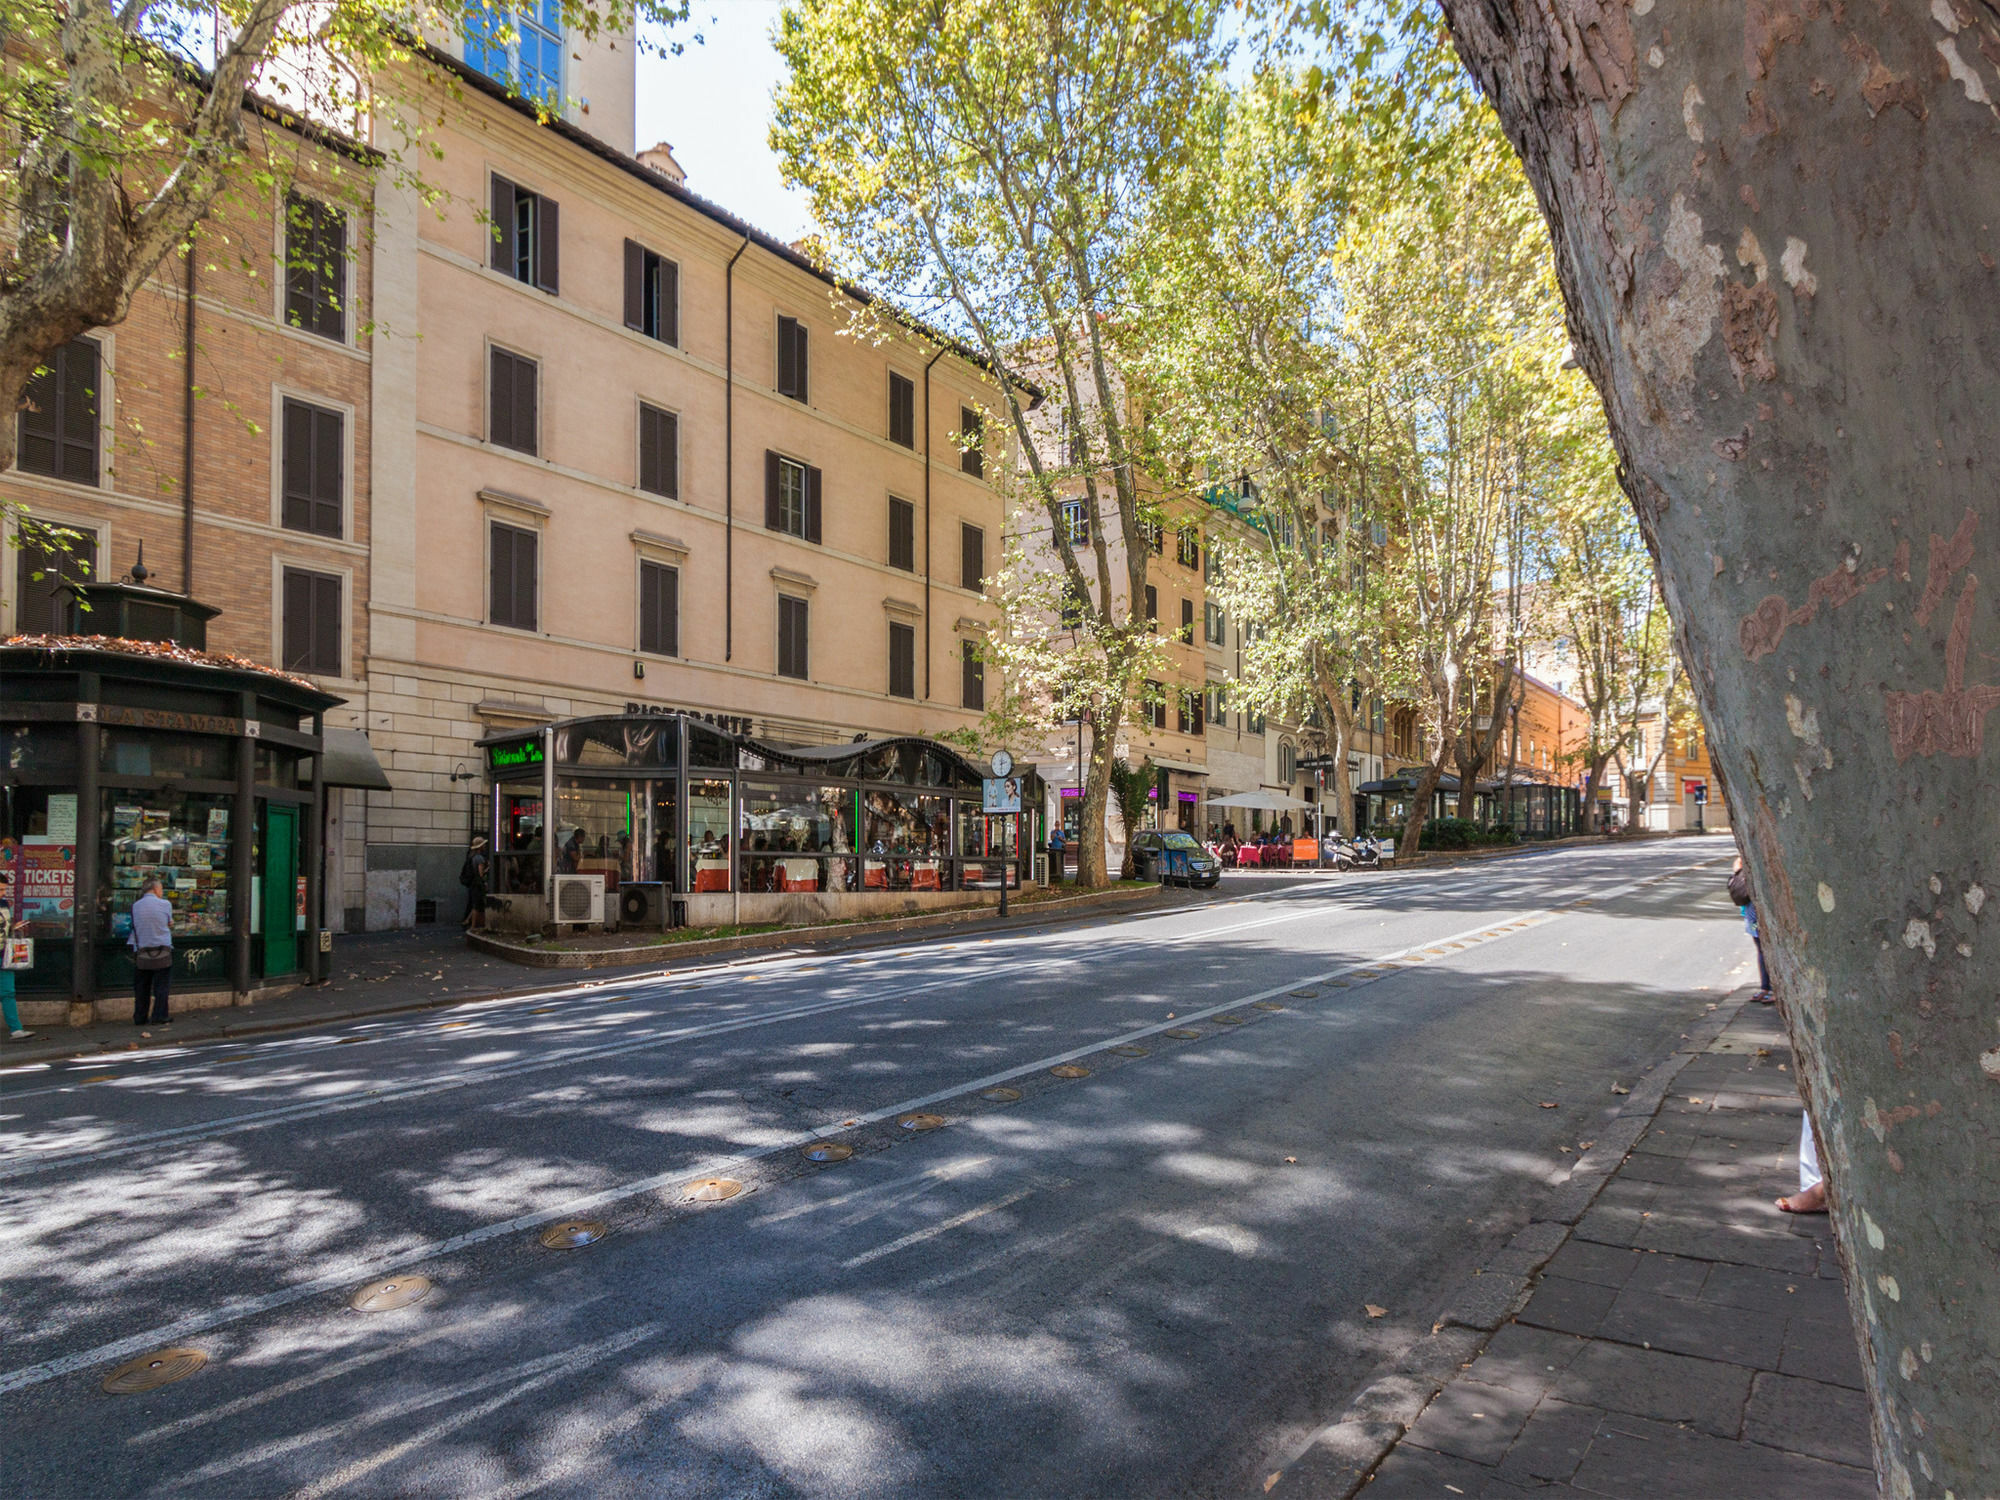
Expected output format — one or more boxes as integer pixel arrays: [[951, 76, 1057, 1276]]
[[0, 902, 1581, 1398], [842, 1185, 1044, 1269]]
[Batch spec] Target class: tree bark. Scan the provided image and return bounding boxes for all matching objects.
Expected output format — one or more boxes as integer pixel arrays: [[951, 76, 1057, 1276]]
[[1438, 4, 2000, 1491]]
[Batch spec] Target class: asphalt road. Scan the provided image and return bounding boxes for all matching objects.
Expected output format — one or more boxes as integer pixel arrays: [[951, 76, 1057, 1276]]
[[0, 836, 1752, 1499]]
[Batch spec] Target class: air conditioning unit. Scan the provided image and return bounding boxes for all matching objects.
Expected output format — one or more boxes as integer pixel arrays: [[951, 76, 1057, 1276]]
[[618, 880, 669, 929], [551, 874, 605, 927]]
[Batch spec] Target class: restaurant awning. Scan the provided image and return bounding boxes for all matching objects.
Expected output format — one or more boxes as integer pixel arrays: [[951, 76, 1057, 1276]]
[[321, 727, 393, 790]]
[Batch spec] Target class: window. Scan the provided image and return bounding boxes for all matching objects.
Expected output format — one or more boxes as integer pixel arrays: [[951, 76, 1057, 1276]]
[[1059, 498, 1091, 547], [1279, 741, 1297, 782], [1371, 696, 1386, 736], [959, 406, 983, 478], [1247, 707, 1267, 735], [638, 559, 679, 656], [888, 496, 916, 571], [960, 523, 984, 592], [1142, 519, 1164, 555], [1060, 577, 1088, 630], [1206, 684, 1227, 729], [280, 397, 343, 537], [489, 176, 558, 293], [888, 372, 915, 447], [17, 336, 99, 485], [777, 315, 809, 402], [1144, 680, 1166, 731], [765, 452, 821, 541], [623, 240, 679, 345], [638, 402, 678, 498], [12, 522, 96, 634], [961, 640, 985, 710], [888, 621, 916, 699], [1180, 597, 1194, 644], [489, 520, 539, 631], [778, 594, 809, 679], [1144, 585, 1158, 632], [281, 567, 342, 675], [1204, 600, 1225, 646], [1178, 688, 1204, 735], [465, 0, 563, 103], [1176, 525, 1200, 569], [489, 347, 539, 454], [283, 194, 346, 341]]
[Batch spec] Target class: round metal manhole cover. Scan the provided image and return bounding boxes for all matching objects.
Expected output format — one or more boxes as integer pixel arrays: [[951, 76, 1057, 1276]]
[[683, 1178, 744, 1202], [102, 1348, 206, 1395], [1253, 1001, 1285, 1012], [898, 1112, 948, 1132], [802, 1141, 853, 1163], [979, 1087, 1022, 1103], [1213, 1013, 1245, 1025], [1112, 1044, 1149, 1057], [1049, 1064, 1091, 1079], [539, 1218, 610, 1249], [1164, 1028, 1202, 1040], [350, 1275, 433, 1313]]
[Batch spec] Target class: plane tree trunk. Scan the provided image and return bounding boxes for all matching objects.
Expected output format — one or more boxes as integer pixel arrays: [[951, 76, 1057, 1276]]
[[1437, 4, 2000, 1492]]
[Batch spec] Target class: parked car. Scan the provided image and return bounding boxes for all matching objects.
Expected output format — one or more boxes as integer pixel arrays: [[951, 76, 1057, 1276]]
[[1130, 830, 1223, 888]]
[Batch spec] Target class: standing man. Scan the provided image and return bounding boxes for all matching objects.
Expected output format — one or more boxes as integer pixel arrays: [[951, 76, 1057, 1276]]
[[129, 878, 175, 1027], [1047, 823, 1067, 886], [460, 835, 490, 930]]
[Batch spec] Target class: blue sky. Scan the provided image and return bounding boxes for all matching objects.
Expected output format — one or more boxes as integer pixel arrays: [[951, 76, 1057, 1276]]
[[635, 3, 814, 241]]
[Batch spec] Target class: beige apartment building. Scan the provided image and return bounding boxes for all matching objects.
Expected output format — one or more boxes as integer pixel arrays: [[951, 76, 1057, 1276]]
[[347, 49, 1012, 925]]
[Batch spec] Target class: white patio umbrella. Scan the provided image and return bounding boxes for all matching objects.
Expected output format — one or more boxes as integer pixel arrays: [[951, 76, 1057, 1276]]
[[1204, 790, 1315, 812]]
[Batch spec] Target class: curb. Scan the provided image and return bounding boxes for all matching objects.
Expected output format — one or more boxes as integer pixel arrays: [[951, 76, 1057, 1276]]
[[0, 883, 1176, 1070], [1271, 987, 1752, 1497], [466, 883, 1169, 968]]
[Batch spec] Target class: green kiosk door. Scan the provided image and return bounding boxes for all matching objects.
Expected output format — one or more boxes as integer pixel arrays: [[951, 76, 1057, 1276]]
[[262, 804, 298, 977]]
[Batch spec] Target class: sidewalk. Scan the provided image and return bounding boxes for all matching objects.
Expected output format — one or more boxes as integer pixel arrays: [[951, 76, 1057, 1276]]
[[1281, 997, 1873, 1498], [0, 882, 1176, 1069]]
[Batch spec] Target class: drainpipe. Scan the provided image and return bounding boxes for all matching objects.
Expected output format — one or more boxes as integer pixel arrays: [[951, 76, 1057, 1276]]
[[723, 238, 749, 662], [921, 346, 944, 699], [180, 241, 197, 593]]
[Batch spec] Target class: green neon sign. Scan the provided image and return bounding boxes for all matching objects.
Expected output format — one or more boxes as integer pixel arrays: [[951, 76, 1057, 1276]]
[[486, 740, 545, 772]]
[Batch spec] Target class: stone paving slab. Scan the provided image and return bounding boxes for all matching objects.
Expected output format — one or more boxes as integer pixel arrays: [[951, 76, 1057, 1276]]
[[1278, 995, 1876, 1499]]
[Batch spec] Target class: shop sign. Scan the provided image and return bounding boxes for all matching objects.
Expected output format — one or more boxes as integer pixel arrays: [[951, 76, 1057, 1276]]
[[44, 794, 77, 842], [96, 704, 243, 736], [982, 776, 1023, 814], [3, 842, 76, 929], [486, 740, 546, 772], [622, 703, 756, 736]]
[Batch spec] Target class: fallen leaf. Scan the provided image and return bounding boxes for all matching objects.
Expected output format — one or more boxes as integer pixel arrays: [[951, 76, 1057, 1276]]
[[1432, 1320, 1445, 1334], [1578, 1140, 1595, 1151], [1284, 1156, 1298, 1164], [1559, 1146, 1573, 1154], [1611, 1084, 1630, 1095], [1264, 1474, 1281, 1494], [1538, 1101, 1557, 1109], [1688, 1097, 1704, 1104], [1365, 1304, 1387, 1318]]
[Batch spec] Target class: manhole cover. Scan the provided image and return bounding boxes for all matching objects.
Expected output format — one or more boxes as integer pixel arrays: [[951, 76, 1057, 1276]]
[[898, 1112, 947, 1132], [1213, 1013, 1245, 1025], [1164, 1028, 1202, 1040], [539, 1218, 609, 1249], [1049, 1064, 1090, 1079], [1112, 1044, 1149, 1057], [979, 1087, 1022, 1103], [1253, 1001, 1285, 1011], [684, 1178, 743, 1202], [350, 1275, 433, 1312], [102, 1348, 206, 1394], [1288, 989, 1318, 998], [802, 1141, 853, 1162]]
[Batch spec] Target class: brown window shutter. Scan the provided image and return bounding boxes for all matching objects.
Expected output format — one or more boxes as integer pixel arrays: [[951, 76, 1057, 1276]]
[[515, 356, 538, 455], [660, 409, 678, 497], [662, 566, 680, 656], [17, 358, 59, 475], [517, 528, 539, 631], [805, 465, 823, 544], [490, 176, 515, 272], [283, 569, 309, 670], [489, 523, 512, 623], [777, 317, 797, 397], [314, 573, 341, 674], [765, 451, 782, 530], [661, 260, 680, 346], [281, 399, 312, 529], [638, 405, 658, 492], [793, 321, 808, 404], [489, 349, 513, 448], [314, 405, 343, 535], [535, 196, 559, 294], [961, 524, 983, 591], [624, 239, 645, 329], [61, 339, 99, 485]]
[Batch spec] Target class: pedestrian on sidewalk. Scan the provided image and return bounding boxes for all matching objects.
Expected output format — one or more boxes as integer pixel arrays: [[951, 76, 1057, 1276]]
[[0, 901, 34, 1041], [128, 878, 175, 1027], [1729, 855, 1773, 1002], [460, 835, 490, 930], [1048, 825, 1066, 885]]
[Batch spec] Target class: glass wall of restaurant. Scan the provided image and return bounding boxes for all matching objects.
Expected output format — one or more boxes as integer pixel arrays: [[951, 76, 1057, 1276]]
[[483, 718, 1029, 904]]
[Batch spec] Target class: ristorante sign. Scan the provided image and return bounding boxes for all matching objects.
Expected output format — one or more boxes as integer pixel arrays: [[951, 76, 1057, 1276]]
[[622, 703, 757, 737]]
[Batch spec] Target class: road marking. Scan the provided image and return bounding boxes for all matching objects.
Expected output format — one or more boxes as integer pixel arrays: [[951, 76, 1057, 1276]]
[[842, 1186, 1043, 1269]]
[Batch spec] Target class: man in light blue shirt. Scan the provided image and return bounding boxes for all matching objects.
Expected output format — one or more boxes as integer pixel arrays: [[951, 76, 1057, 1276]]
[[128, 879, 175, 1026]]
